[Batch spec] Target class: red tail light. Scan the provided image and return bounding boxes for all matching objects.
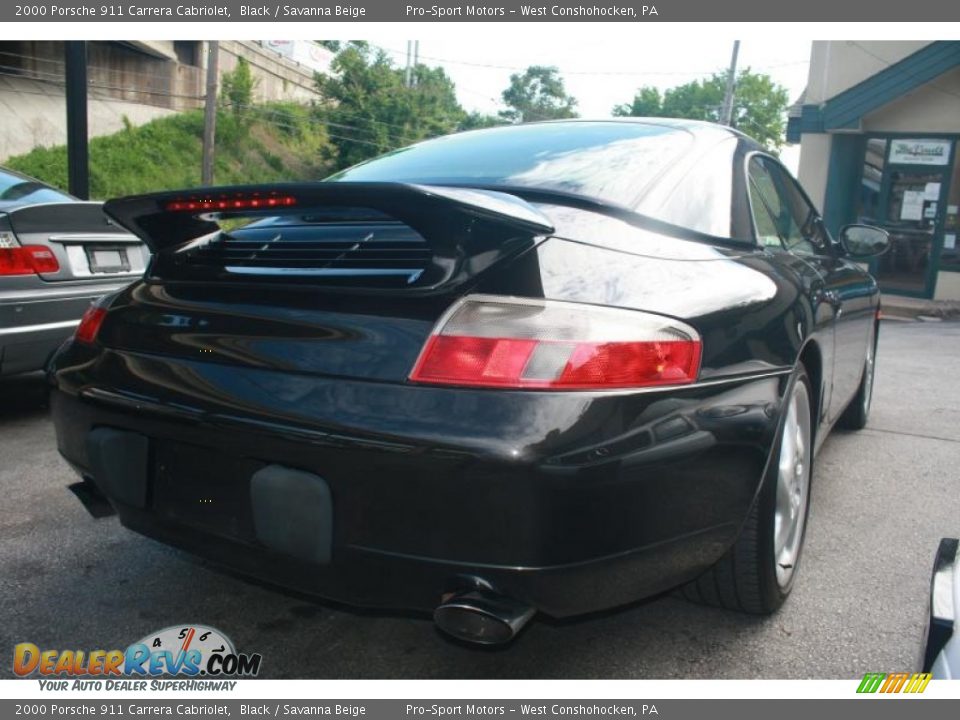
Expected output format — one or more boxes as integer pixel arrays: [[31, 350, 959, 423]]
[[0, 245, 60, 275], [165, 194, 297, 213], [75, 306, 107, 345], [409, 295, 702, 390]]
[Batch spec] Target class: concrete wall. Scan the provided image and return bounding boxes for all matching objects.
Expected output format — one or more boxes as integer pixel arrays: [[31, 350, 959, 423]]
[[0, 40, 205, 113], [934, 272, 960, 301], [218, 41, 324, 105], [796, 133, 832, 213], [0, 40, 324, 162], [0, 75, 176, 162]]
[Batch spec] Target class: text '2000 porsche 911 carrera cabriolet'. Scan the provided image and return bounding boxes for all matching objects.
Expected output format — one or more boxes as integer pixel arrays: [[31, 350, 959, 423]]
[[49, 119, 889, 644]]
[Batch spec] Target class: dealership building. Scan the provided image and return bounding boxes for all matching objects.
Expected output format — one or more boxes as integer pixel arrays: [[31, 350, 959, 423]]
[[789, 41, 960, 300]]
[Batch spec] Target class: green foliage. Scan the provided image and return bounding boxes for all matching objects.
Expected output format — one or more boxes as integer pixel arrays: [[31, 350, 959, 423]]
[[499, 66, 578, 123], [5, 103, 331, 199], [317, 40, 368, 54], [612, 86, 663, 118], [220, 56, 258, 118], [612, 68, 790, 151], [458, 111, 505, 132], [315, 44, 465, 170]]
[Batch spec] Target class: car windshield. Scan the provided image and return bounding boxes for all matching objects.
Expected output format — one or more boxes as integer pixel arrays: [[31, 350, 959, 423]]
[[328, 122, 695, 210], [0, 168, 73, 207]]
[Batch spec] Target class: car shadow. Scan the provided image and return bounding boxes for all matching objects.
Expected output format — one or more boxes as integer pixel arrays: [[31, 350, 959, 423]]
[[168, 545, 772, 672], [3, 522, 776, 679], [0, 372, 49, 421]]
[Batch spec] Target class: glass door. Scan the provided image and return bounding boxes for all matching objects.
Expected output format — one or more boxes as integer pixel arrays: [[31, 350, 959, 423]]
[[936, 148, 960, 273], [858, 137, 956, 297]]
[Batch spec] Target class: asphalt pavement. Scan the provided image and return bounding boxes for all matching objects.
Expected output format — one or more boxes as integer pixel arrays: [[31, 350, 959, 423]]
[[1, 319, 958, 678]]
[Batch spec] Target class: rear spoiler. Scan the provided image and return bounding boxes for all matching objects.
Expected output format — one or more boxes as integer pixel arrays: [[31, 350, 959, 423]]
[[102, 182, 555, 254], [2, 201, 128, 235]]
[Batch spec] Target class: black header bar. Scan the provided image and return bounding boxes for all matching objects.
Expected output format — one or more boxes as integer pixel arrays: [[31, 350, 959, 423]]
[[4, 0, 959, 22]]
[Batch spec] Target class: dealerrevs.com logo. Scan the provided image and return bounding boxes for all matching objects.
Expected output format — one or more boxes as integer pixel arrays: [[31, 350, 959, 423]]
[[13, 625, 261, 690], [856, 672, 932, 694]]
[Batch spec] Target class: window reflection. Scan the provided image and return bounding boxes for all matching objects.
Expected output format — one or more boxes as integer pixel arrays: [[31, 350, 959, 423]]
[[857, 138, 886, 224], [0, 169, 73, 207], [332, 122, 694, 211]]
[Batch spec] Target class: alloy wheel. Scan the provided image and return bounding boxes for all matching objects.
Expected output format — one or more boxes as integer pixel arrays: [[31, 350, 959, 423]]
[[773, 379, 812, 589], [862, 339, 876, 416]]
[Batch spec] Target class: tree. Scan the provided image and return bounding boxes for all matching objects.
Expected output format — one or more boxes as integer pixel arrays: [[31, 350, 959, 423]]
[[499, 66, 578, 123], [458, 111, 504, 132], [220, 57, 258, 117], [612, 68, 790, 151], [315, 44, 466, 169], [612, 86, 662, 118], [316, 41, 372, 53]]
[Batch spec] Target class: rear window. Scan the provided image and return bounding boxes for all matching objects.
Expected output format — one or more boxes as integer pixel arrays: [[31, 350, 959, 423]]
[[328, 122, 695, 210], [0, 168, 73, 207]]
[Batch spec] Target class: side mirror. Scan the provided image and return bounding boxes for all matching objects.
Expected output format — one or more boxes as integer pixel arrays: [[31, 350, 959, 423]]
[[840, 224, 890, 260]]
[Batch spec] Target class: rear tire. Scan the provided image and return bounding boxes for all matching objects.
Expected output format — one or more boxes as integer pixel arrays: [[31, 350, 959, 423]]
[[838, 325, 877, 431], [681, 366, 813, 614]]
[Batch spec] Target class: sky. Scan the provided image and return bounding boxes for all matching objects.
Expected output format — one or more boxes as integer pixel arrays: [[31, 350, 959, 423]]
[[370, 37, 812, 171]]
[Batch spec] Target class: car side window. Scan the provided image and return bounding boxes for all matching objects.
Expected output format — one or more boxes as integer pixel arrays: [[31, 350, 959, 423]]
[[748, 157, 827, 256], [747, 161, 786, 249]]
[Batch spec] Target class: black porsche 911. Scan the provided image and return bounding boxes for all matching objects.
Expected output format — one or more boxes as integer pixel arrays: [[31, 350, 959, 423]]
[[49, 119, 888, 645]]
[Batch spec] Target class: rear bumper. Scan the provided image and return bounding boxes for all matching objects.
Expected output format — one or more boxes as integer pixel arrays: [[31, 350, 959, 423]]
[[50, 345, 788, 617], [0, 280, 131, 375]]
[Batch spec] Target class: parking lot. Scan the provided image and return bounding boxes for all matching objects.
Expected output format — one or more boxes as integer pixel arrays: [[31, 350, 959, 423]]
[[1, 318, 958, 679]]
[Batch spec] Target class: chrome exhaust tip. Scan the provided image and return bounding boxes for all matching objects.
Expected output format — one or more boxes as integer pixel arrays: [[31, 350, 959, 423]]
[[434, 587, 535, 645]]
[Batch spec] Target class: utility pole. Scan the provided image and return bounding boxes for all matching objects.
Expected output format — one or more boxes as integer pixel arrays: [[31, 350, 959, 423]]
[[201, 40, 219, 186], [404, 40, 413, 88], [720, 40, 740, 127], [412, 41, 419, 87], [64, 41, 89, 200]]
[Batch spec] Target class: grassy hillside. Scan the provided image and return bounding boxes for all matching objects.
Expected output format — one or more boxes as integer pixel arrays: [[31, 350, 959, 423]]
[[5, 103, 332, 199]]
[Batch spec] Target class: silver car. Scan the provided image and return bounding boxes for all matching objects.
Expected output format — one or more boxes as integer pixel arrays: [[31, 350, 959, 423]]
[[0, 167, 149, 376], [923, 538, 959, 678]]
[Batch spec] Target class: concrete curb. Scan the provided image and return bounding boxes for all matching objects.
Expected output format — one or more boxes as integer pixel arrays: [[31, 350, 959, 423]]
[[882, 296, 960, 321]]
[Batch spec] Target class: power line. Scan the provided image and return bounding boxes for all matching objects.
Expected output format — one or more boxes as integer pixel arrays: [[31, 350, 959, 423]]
[[0, 63, 206, 102], [223, 101, 423, 146], [0, 48, 195, 85], [0, 47, 518, 157], [370, 42, 809, 77], [0, 45, 318, 98], [0, 44, 808, 83], [0, 48, 435, 145], [0, 68, 411, 151]]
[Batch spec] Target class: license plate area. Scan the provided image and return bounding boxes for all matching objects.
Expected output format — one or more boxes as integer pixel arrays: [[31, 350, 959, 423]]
[[85, 245, 131, 274], [152, 440, 259, 542]]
